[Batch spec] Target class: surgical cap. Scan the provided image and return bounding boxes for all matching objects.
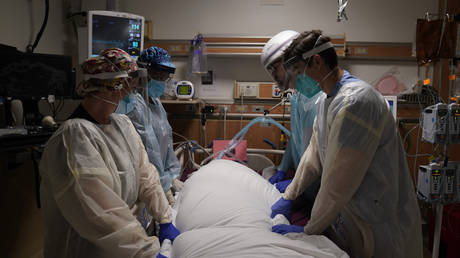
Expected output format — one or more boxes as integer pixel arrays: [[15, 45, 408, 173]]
[[77, 48, 139, 97], [137, 46, 176, 74]]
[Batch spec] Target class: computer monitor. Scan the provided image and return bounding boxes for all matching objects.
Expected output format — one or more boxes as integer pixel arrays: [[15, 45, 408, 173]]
[[86, 10, 144, 59], [0, 52, 74, 99], [0, 52, 75, 126]]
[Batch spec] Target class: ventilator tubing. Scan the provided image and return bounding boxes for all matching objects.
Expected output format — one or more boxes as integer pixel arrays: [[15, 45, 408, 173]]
[[216, 116, 291, 160]]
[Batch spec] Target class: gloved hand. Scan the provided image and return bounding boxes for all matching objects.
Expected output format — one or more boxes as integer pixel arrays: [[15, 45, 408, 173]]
[[270, 197, 292, 219], [156, 253, 168, 258], [159, 222, 180, 244], [165, 190, 175, 206], [268, 170, 286, 184], [272, 224, 304, 235], [172, 178, 185, 193], [275, 179, 293, 193]]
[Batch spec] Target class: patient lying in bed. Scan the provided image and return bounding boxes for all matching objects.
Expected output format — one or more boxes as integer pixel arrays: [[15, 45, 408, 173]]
[[167, 159, 348, 258]]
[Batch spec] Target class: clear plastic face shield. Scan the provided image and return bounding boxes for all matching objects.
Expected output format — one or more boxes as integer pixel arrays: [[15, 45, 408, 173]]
[[83, 70, 131, 106], [144, 69, 174, 102], [128, 68, 149, 103], [85, 57, 145, 115], [129, 68, 149, 90], [283, 39, 333, 77], [99, 56, 136, 102], [267, 59, 291, 91], [283, 39, 334, 97]]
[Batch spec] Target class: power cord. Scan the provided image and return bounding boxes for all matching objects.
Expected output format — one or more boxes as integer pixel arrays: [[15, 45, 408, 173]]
[[26, 0, 49, 53]]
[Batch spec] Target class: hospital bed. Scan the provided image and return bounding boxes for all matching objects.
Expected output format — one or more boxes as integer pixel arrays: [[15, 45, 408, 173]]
[[157, 117, 349, 257], [159, 159, 348, 257]]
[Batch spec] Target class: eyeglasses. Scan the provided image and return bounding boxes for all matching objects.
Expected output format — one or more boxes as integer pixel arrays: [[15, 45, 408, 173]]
[[283, 55, 306, 77], [148, 70, 172, 81]]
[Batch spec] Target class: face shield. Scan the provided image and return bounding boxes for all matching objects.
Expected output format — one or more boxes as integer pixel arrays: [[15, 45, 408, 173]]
[[261, 30, 300, 83], [146, 69, 173, 100], [283, 40, 334, 98], [129, 68, 149, 90], [82, 70, 130, 105]]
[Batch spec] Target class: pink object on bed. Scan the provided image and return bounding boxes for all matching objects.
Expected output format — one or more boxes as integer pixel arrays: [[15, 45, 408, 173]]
[[212, 140, 248, 162]]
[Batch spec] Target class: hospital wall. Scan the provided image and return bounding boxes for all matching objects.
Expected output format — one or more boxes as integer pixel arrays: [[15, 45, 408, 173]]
[[123, 0, 437, 101], [0, 0, 438, 100]]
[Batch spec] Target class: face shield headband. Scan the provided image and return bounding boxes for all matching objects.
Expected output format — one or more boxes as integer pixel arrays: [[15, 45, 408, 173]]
[[283, 41, 334, 76]]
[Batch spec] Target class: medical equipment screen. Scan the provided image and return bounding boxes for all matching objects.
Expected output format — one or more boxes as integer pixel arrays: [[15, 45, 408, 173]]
[[178, 85, 191, 95], [92, 14, 142, 58]]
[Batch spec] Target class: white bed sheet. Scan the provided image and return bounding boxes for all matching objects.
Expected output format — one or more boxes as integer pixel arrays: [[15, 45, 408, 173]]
[[169, 159, 348, 258]]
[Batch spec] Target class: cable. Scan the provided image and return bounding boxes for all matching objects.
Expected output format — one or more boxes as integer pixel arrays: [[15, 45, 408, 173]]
[[399, 121, 411, 152], [172, 131, 190, 142], [172, 131, 211, 157], [411, 96, 425, 177], [403, 124, 419, 154], [26, 0, 49, 53], [223, 106, 227, 140], [56, 97, 65, 114], [240, 92, 244, 129], [403, 123, 432, 157]]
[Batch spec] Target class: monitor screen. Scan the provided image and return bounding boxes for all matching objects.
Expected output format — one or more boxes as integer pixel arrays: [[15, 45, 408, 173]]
[[0, 52, 74, 99], [178, 85, 190, 95], [89, 11, 144, 59], [384, 95, 397, 120]]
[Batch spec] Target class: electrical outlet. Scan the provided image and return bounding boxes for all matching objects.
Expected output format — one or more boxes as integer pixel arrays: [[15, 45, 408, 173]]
[[252, 105, 264, 113], [239, 84, 258, 98], [218, 105, 230, 113], [354, 47, 368, 55], [234, 105, 248, 112]]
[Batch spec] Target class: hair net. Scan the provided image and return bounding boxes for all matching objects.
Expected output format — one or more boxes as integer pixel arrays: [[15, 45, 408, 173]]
[[77, 48, 139, 97], [138, 46, 176, 74]]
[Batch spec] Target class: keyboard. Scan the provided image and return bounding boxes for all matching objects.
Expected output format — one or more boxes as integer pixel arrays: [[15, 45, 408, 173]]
[[0, 127, 28, 137], [0, 128, 53, 149]]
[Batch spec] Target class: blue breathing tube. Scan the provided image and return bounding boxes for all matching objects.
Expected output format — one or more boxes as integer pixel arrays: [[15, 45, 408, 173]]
[[216, 116, 291, 160]]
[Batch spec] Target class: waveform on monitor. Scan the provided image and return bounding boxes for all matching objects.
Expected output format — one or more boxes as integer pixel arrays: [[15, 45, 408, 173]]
[[93, 40, 124, 48]]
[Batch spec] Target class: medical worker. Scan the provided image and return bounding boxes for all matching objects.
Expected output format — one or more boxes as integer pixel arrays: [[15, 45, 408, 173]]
[[261, 30, 323, 202], [116, 46, 183, 206], [270, 31, 423, 258], [40, 48, 178, 258]]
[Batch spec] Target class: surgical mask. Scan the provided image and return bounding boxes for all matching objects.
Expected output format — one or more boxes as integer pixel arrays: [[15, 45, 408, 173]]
[[115, 91, 137, 114], [91, 93, 118, 106], [296, 67, 337, 98], [148, 79, 165, 98], [295, 74, 322, 98]]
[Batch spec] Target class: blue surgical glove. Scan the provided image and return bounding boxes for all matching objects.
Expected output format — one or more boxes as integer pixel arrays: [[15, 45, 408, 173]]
[[275, 179, 293, 193], [272, 224, 304, 234], [159, 222, 180, 244], [268, 170, 286, 184], [270, 197, 292, 219], [156, 253, 168, 258]]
